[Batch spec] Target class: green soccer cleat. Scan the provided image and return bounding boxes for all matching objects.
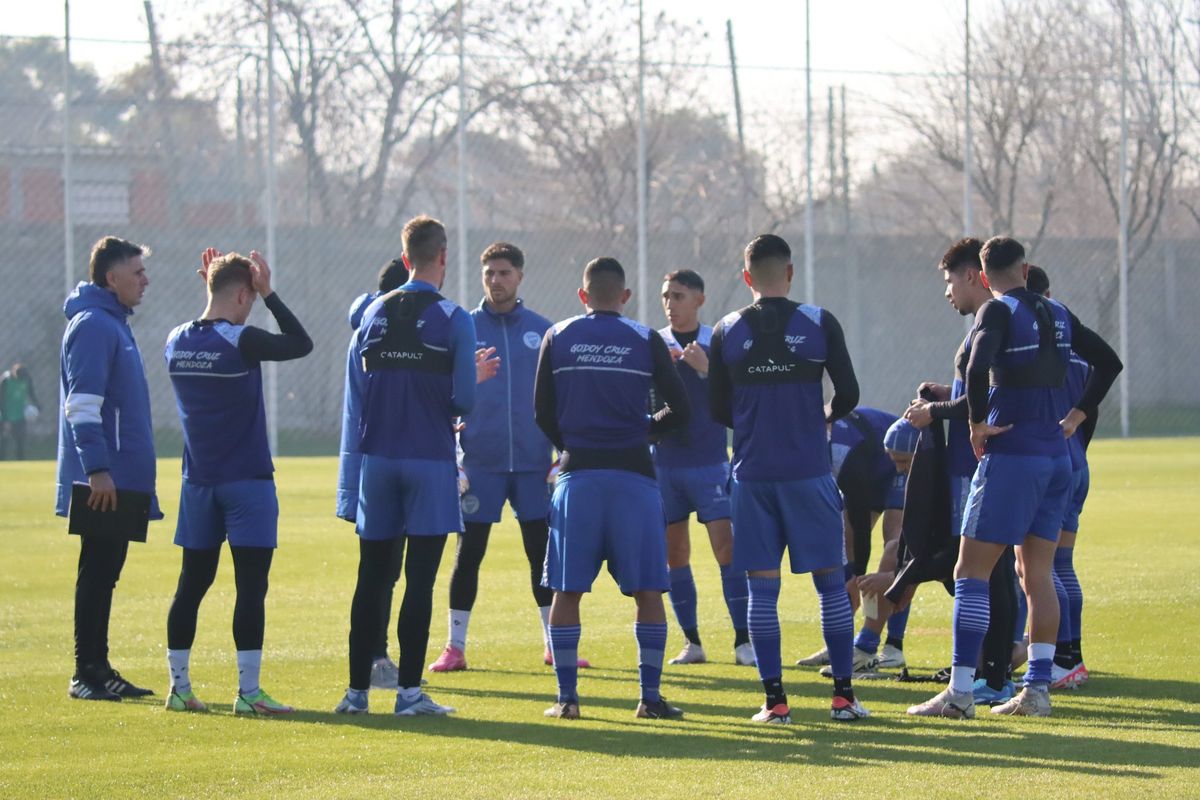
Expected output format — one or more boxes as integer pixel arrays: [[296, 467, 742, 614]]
[[234, 688, 294, 716], [165, 688, 208, 712]]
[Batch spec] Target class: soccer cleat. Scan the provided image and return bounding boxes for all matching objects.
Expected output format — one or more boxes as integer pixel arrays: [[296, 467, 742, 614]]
[[877, 643, 907, 670], [820, 647, 878, 677], [932, 666, 952, 683], [991, 686, 1051, 717], [734, 642, 757, 667], [334, 691, 369, 715], [1073, 663, 1090, 685], [669, 642, 707, 665], [906, 688, 975, 719], [370, 656, 400, 689], [1051, 663, 1085, 690], [103, 669, 154, 698], [428, 645, 467, 673], [796, 646, 830, 667], [751, 703, 792, 724], [635, 696, 684, 720], [544, 701, 580, 719], [234, 688, 294, 715], [972, 678, 1016, 706], [831, 695, 871, 721], [68, 675, 121, 702], [394, 692, 455, 716], [543, 647, 591, 668], [165, 688, 207, 712]]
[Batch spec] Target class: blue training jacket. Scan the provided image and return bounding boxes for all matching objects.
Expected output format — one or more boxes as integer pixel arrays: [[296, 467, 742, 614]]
[[336, 292, 375, 520], [55, 282, 161, 519], [460, 299, 553, 474]]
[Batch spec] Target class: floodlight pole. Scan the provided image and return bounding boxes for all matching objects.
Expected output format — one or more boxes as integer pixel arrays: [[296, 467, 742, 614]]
[[803, 0, 814, 304], [266, 0, 279, 452], [1118, 3, 1130, 437], [62, 0, 75, 296], [636, 0, 649, 323], [457, 0, 469, 307]]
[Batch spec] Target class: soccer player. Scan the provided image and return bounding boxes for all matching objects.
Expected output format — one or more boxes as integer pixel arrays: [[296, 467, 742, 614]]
[[430, 242, 590, 672], [709, 234, 867, 724], [903, 238, 1025, 704], [535, 257, 690, 720], [337, 257, 410, 690], [58, 236, 161, 701], [1, 363, 40, 460], [654, 269, 752, 667], [335, 216, 480, 716], [1026, 265, 1092, 689], [908, 236, 1121, 719], [163, 248, 313, 714]]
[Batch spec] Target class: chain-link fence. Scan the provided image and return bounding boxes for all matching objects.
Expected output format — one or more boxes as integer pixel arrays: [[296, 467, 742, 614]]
[[2, 0, 1198, 459]]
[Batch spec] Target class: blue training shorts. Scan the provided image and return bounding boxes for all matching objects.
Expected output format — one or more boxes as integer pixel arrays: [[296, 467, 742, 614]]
[[657, 462, 731, 524], [460, 469, 551, 524], [960, 452, 1073, 545], [357, 454, 463, 539], [730, 474, 845, 574], [175, 479, 278, 550], [1061, 463, 1090, 533], [543, 469, 669, 594], [948, 473, 972, 536]]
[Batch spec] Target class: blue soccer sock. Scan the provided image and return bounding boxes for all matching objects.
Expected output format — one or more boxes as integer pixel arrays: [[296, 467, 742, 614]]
[[719, 563, 750, 642], [1054, 547, 1084, 661], [634, 622, 668, 704], [548, 624, 581, 703], [950, 577, 990, 693], [853, 627, 881, 655], [886, 605, 910, 647], [747, 576, 782, 682], [668, 566, 700, 645], [1025, 642, 1055, 689], [813, 570, 855, 681], [1052, 569, 1072, 645]]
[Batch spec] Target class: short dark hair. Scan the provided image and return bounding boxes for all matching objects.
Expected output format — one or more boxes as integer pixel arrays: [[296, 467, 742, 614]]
[[1025, 264, 1050, 296], [939, 237, 983, 273], [377, 258, 410, 292], [980, 236, 1025, 273], [401, 216, 447, 268], [583, 257, 626, 304], [664, 269, 704, 293], [89, 236, 148, 287], [744, 234, 791, 265], [207, 253, 254, 296], [480, 242, 525, 269]]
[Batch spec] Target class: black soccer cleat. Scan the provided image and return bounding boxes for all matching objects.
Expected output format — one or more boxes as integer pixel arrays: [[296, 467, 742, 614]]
[[69, 676, 122, 702], [103, 668, 155, 698], [635, 696, 684, 720]]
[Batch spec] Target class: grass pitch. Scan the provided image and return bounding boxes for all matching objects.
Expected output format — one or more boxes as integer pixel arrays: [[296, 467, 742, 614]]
[[1, 438, 1198, 799]]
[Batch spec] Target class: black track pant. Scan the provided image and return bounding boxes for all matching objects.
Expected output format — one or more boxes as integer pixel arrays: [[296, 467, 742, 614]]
[[980, 547, 1018, 689], [373, 538, 405, 659], [166, 546, 274, 651], [348, 534, 447, 691], [448, 519, 554, 611], [74, 535, 130, 675]]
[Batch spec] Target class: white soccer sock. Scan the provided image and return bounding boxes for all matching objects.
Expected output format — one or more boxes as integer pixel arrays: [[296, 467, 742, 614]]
[[236, 649, 262, 696], [168, 649, 191, 693], [399, 685, 422, 702], [539, 606, 552, 647], [949, 665, 976, 694], [449, 609, 471, 651]]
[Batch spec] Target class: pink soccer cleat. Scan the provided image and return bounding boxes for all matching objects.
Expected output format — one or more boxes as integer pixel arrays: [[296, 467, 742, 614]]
[[428, 645, 468, 673]]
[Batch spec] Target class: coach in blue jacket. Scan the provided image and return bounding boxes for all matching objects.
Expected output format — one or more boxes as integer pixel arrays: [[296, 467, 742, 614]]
[[57, 236, 162, 702]]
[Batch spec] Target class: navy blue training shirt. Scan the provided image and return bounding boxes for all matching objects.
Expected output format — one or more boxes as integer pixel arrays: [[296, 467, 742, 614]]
[[652, 325, 729, 469]]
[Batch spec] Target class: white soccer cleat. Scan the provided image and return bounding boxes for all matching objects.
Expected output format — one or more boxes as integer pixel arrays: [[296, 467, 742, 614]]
[[820, 647, 879, 677], [394, 692, 456, 716], [796, 646, 830, 667], [906, 688, 975, 719], [734, 642, 757, 666], [990, 686, 1051, 717], [831, 695, 871, 721], [877, 643, 906, 669], [669, 642, 707, 665]]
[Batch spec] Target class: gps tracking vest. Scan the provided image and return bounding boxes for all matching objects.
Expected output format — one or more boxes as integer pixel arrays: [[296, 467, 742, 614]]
[[989, 293, 1068, 389], [362, 290, 454, 374], [728, 302, 824, 385]]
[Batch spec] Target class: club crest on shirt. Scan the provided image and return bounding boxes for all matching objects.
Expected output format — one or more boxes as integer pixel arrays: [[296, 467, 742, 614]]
[[460, 494, 480, 515], [524, 331, 542, 349]]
